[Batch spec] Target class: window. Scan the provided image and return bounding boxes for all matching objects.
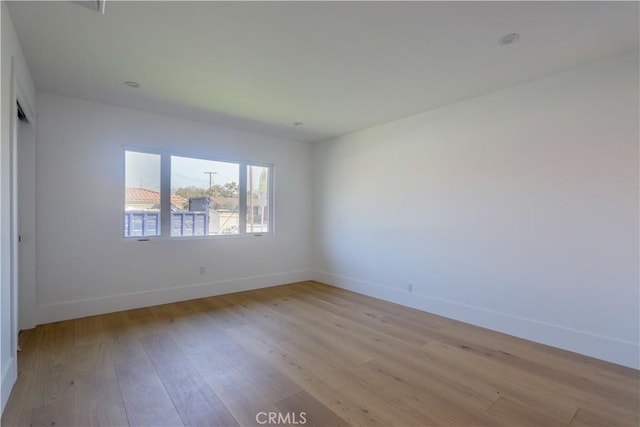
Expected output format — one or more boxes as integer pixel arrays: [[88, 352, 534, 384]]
[[124, 151, 161, 237], [124, 149, 272, 238]]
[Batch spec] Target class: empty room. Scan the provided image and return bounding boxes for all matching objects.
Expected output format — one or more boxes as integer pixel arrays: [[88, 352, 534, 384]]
[[1, 1, 638, 426]]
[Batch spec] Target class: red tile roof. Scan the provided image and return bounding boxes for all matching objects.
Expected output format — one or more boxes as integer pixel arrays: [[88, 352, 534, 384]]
[[125, 187, 186, 207]]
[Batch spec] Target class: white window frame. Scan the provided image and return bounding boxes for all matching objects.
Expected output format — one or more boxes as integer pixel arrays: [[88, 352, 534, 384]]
[[123, 146, 274, 240]]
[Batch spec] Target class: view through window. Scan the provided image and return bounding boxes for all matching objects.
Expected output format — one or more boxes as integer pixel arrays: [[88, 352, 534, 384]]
[[246, 165, 270, 233], [171, 155, 240, 236], [124, 151, 161, 237]]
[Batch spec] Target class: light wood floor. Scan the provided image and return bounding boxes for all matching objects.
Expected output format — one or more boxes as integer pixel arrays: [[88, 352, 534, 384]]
[[2, 281, 638, 426]]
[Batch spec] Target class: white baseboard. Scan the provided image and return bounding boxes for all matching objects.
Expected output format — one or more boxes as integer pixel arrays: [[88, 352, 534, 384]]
[[36, 270, 312, 325], [1, 355, 17, 415], [313, 270, 639, 370]]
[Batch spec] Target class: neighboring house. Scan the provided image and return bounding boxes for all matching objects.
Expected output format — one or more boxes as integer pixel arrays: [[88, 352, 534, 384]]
[[209, 196, 240, 211], [209, 196, 262, 213], [125, 187, 187, 211]]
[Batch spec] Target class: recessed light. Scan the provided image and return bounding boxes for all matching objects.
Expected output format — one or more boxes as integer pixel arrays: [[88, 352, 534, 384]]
[[124, 81, 140, 88], [293, 122, 304, 126], [498, 33, 520, 45]]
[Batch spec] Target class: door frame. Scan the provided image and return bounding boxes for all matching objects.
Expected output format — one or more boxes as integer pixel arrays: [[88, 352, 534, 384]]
[[12, 73, 36, 340]]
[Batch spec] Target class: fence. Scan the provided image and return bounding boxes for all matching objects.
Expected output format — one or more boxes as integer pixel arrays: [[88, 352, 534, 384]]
[[124, 211, 208, 237]]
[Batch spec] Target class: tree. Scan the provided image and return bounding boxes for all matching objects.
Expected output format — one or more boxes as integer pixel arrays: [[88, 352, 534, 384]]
[[173, 182, 239, 209], [173, 186, 204, 208], [208, 182, 239, 198]]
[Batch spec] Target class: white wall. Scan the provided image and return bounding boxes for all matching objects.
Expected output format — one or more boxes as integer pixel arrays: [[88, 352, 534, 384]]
[[1, 2, 36, 413], [312, 50, 640, 369], [35, 93, 312, 323]]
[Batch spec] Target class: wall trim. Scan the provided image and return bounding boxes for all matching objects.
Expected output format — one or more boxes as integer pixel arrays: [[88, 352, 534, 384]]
[[1, 355, 16, 415], [36, 270, 312, 325], [313, 270, 639, 370]]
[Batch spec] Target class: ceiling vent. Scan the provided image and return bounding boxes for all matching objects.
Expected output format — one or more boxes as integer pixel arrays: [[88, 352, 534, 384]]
[[72, 0, 105, 14]]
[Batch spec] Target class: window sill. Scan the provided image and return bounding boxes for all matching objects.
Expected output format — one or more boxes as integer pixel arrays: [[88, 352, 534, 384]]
[[123, 233, 271, 242]]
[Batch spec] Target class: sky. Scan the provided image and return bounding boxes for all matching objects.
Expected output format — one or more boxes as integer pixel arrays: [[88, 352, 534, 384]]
[[125, 151, 239, 192]]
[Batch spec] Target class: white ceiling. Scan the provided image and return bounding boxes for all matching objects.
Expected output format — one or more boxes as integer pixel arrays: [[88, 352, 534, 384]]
[[7, 1, 639, 142]]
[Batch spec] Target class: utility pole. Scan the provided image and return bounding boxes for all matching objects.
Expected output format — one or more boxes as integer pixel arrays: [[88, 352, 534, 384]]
[[204, 171, 217, 189]]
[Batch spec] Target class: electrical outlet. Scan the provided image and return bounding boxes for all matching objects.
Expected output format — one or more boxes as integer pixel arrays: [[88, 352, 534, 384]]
[[199, 266, 206, 275]]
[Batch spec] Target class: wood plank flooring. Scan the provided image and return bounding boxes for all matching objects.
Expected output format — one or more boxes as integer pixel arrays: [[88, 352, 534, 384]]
[[2, 281, 638, 426]]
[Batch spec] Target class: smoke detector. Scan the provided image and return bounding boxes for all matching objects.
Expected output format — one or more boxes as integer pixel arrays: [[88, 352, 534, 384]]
[[498, 33, 520, 45]]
